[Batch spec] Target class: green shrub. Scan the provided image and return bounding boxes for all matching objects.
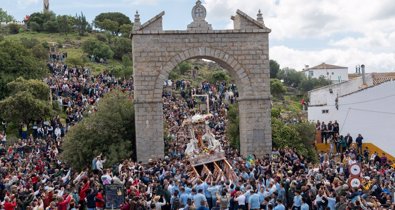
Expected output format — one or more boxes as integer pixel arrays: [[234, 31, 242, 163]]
[[96, 33, 107, 42], [7, 23, 20, 34], [61, 91, 135, 170]]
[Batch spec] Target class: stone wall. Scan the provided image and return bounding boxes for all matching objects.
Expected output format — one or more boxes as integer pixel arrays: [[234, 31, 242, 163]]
[[132, 9, 272, 162]]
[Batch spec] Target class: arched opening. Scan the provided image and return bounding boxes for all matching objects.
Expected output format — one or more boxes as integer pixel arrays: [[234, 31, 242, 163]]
[[162, 58, 241, 160], [154, 47, 254, 101]]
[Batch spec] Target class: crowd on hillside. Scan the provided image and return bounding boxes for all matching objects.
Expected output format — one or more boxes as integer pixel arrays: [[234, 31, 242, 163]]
[[0, 59, 394, 210]]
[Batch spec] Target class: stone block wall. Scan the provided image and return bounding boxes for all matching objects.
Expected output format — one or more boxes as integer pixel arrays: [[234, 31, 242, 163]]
[[132, 29, 271, 162]]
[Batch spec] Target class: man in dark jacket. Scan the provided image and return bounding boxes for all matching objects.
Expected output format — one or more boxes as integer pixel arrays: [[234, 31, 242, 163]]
[[86, 188, 98, 210]]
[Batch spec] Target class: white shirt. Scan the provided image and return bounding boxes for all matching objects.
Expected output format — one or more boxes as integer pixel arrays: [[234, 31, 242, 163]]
[[96, 159, 106, 171], [55, 128, 61, 137], [235, 194, 246, 205]]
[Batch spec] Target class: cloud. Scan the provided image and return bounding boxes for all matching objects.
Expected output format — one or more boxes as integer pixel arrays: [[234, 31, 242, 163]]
[[270, 45, 395, 72], [204, 0, 395, 72], [205, 0, 395, 39]]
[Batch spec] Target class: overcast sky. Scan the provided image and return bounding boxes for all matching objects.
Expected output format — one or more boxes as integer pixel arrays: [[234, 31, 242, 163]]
[[2, 0, 395, 72]]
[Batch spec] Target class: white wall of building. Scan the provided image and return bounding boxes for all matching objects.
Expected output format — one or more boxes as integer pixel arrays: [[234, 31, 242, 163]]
[[308, 80, 395, 156], [305, 68, 349, 83], [308, 74, 373, 106]]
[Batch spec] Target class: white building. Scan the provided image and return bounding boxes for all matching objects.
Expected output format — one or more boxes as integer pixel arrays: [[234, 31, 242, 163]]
[[308, 73, 395, 156], [303, 63, 348, 83]]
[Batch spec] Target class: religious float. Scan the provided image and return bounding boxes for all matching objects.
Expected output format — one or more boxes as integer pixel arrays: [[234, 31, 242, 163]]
[[182, 113, 237, 184]]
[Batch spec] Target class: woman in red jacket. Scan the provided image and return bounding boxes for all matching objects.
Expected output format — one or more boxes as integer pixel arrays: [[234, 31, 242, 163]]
[[4, 196, 17, 210], [56, 194, 71, 210], [95, 189, 105, 210]]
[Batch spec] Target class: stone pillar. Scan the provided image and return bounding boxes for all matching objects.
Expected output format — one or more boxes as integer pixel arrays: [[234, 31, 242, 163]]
[[134, 101, 164, 162], [238, 98, 272, 158]]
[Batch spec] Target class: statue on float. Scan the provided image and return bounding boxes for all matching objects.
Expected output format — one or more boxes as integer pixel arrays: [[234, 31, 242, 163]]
[[183, 114, 223, 157]]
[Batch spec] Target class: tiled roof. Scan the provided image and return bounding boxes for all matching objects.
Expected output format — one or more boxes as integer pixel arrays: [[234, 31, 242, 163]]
[[372, 72, 395, 85], [339, 72, 395, 98], [305, 63, 347, 71]]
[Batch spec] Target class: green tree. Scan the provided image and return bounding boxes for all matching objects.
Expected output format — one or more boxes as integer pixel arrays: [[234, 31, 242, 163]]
[[82, 39, 114, 59], [121, 54, 133, 76], [57, 15, 75, 35], [111, 37, 132, 60], [277, 67, 305, 88], [0, 78, 53, 124], [0, 8, 14, 23], [100, 19, 119, 35], [94, 12, 131, 35], [61, 91, 135, 170], [226, 105, 317, 161], [226, 104, 240, 150], [75, 12, 89, 36], [270, 59, 280, 78], [0, 40, 47, 99], [27, 13, 45, 31], [7, 78, 50, 101], [210, 71, 228, 83], [272, 118, 317, 161], [299, 76, 332, 93], [27, 11, 56, 32], [270, 79, 286, 98], [43, 20, 58, 33], [119, 24, 133, 37], [29, 21, 41, 32]]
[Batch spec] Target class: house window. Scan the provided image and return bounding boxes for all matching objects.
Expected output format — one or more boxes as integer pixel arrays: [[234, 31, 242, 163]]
[[332, 72, 334, 75], [322, 109, 329, 114], [309, 71, 314, 77]]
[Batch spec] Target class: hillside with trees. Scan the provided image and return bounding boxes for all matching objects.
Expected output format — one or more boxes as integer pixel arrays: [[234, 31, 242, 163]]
[[0, 7, 335, 164]]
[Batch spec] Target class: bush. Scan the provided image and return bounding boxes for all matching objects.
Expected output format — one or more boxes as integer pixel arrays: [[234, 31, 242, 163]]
[[226, 104, 240, 150], [210, 71, 228, 83], [82, 39, 114, 60], [96, 33, 107, 42], [32, 45, 48, 60], [299, 76, 332, 93], [271, 108, 281, 118], [270, 79, 286, 98], [67, 57, 86, 67], [7, 23, 21, 34], [43, 20, 58, 33], [272, 118, 317, 162], [226, 105, 317, 162], [29, 21, 41, 32], [110, 37, 132, 60], [20, 37, 40, 49], [61, 91, 135, 170], [42, 41, 49, 49]]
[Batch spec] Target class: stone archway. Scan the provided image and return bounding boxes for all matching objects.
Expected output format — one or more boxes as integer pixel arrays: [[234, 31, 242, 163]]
[[132, 1, 272, 162]]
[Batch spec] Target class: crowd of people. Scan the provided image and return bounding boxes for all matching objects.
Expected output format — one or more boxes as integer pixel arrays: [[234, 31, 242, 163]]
[[315, 121, 367, 156], [0, 58, 394, 210]]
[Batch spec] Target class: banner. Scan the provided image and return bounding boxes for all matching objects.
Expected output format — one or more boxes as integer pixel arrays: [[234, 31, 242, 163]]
[[105, 184, 125, 209]]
